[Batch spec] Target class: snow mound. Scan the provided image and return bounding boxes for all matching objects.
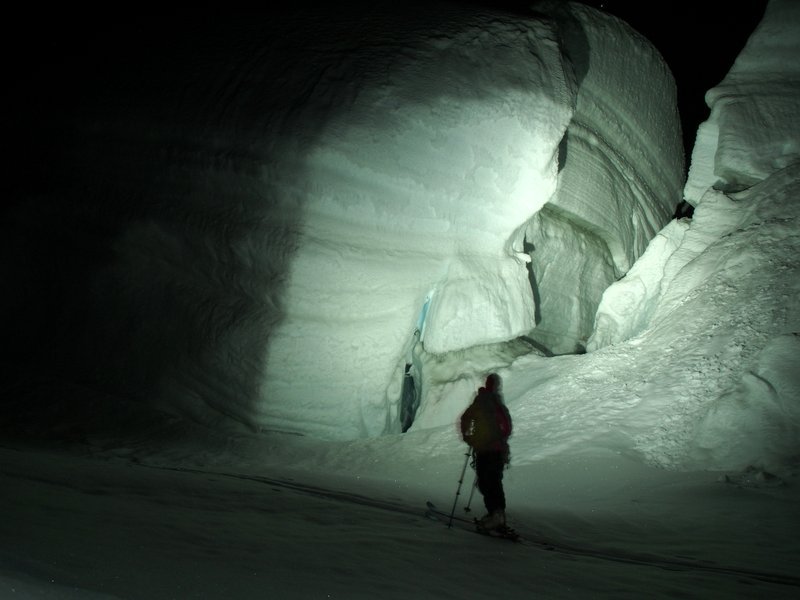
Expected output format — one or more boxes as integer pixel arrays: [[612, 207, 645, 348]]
[[581, 162, 800, 472]]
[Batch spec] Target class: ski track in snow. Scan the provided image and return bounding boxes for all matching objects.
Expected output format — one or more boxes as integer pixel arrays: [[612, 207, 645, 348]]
[[2, 445, 799, 599], [144, 462, 800, 589]]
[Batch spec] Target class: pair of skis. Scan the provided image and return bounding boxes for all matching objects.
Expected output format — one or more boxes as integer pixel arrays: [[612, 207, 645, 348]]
[[425, 501, 521, 542]]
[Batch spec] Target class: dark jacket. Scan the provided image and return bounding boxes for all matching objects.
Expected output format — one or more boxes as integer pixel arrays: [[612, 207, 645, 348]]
[[460, 387, 512, 454]]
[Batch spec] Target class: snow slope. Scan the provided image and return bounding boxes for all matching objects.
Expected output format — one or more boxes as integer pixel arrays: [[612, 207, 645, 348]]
[[584, 0, 800, 473], [1, 444, 798, 599]]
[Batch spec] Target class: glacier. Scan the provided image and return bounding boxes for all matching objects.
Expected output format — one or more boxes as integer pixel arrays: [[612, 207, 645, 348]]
[[587, 0, 800, 471], [2, 0, 797, 472], [2, 2, 800, 598], [5, 2, 684, 442]]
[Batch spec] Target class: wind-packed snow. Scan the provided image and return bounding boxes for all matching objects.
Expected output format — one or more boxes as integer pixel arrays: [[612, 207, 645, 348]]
[[259, 7, 574, 439], [2, 0, 800, 597]]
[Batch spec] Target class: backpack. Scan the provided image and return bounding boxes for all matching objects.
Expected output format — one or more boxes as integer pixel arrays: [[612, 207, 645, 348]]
[[461, 388, 512, 453]]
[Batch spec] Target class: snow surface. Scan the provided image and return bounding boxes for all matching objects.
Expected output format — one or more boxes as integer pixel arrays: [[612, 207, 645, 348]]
[[1, 437, 798, 599], [3, 0, 800, 597]]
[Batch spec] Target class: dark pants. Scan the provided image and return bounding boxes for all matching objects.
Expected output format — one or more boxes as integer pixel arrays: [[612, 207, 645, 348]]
[[475, 451, 506, 513]]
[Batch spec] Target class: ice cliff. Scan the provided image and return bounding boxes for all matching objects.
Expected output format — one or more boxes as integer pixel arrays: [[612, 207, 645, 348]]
[[4, 3, 684, 441], [260, 2, 683, 438], [587, 0, 800, 471]]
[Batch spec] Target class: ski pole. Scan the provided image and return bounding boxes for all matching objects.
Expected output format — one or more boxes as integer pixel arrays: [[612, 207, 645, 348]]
[[464, 475, 478, 513], [448, 448, 472, 528]]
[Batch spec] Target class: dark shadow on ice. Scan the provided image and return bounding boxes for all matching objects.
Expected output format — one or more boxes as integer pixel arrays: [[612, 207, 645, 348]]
[[673, 200, 695, 220], [0, 13, 342, 444], [540, 1, 591, 89], [557, 132, 569, 173], [400, 364, 419, 433], [518, 336, 555, 358], [523, 238, 543, 326], [1, 3, 599, 446]]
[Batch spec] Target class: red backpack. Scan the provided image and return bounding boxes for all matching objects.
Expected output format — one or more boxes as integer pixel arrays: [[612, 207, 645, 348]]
[[461, 388, 512, 452]]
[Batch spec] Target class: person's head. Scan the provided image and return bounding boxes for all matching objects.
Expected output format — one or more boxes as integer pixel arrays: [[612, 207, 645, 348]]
[[485, 373, 501, 392]]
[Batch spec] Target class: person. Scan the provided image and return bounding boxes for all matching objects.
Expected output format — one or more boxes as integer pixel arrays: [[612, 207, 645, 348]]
[[460, 373, 512, 531]]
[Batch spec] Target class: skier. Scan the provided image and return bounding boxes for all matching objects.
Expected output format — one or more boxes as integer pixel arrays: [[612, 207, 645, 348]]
[[460, 373, 512, 532]]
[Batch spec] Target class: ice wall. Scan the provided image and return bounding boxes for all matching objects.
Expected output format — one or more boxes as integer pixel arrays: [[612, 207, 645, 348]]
[[263, 2, 687, 438], [684, 0, 800, 204], [3, 3, 687, 443], [4, 5, 574, 441], [585, 0, 800, 471], [590, 0, 800, 351], [524, 3, 684, 355], [261, 9, 575, 439]]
